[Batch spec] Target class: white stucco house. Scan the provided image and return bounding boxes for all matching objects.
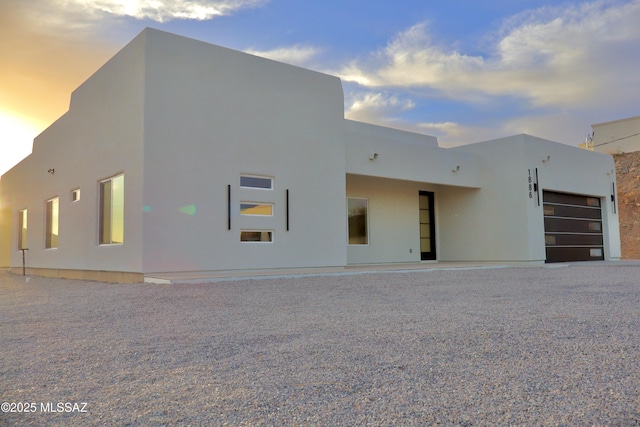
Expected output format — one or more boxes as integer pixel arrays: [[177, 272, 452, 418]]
[[0, 28, 621, 282], [589, 115, 640, 154]]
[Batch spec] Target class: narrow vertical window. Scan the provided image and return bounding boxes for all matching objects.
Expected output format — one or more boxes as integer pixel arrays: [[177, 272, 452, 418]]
[[348, 198, 368, 245], [45, 198, 59, 249], [72, 189, 81, 202], [100, 174, 124, 245], [18, 209, 27, 250]]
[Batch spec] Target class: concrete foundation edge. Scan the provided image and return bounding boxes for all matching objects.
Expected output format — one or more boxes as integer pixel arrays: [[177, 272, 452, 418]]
[[10, 267, 144, 284]]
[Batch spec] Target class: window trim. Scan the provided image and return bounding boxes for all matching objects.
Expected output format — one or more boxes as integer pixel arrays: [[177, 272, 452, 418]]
[[347, 197, 369, 246], [18, 209, 27, 250], [240, 175, 274, 190], [45, 197, 59, 250], [99, 174, 124, 246], [240, 202, 274, 216]]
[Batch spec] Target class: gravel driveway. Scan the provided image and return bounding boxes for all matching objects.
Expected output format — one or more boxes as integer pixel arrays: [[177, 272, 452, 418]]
[[1, 263, 639, 426]]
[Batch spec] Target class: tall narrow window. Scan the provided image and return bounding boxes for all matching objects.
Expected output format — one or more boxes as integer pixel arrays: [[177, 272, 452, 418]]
[[18, 209, 27, 250], [45, 198, 59, 249], [100, 174, 124, 245], [348, 198, 368, 245]]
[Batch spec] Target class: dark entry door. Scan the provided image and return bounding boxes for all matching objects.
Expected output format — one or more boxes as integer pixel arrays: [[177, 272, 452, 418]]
[[419, 191, 436, 260]]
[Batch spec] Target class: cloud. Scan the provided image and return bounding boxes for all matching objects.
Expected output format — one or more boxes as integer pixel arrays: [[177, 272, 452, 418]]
[[340, 0, 640, 110], [62, 0, 268, 22], [0, 2, 119, 127], [345, 91, 415, 125], [245, 45, 321, 67]]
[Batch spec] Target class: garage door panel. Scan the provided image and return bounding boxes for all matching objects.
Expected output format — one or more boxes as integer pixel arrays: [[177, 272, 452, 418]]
[[543, 204, 602, 220], [543, 191, 604, 263], [546, 247, 604, 263], [544, 218, 602, 234], [545, 233, 604, 246], [543, 192, 601, 207]]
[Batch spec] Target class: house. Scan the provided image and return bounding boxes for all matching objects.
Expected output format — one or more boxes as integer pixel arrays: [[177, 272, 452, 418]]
[[589, 115, 640, 153], [0, 28, 621, 283]]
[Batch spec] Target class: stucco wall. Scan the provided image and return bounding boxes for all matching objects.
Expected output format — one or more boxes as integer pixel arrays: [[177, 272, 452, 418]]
[[453, 135, 621, 262], [140, 29, 347, 273], [437, 141, 536, 262], [1, 31, 147, 272], [592, 116, 640, 154], [344, 120, 481, 189], [346, 175, 439, 264]]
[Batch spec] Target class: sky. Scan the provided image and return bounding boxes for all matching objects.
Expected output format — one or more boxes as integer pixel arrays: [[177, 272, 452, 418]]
[[2, 0, 640, 175]]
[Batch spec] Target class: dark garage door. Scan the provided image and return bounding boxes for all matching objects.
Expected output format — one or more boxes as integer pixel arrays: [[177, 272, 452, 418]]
[[543, 191, 604, 262]]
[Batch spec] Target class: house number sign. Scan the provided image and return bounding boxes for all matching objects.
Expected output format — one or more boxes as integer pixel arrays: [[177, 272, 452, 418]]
[[527, 168, 540, 206]]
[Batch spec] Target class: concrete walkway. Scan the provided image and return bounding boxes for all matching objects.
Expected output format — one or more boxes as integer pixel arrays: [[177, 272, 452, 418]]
[[143, 260, 639, 284]]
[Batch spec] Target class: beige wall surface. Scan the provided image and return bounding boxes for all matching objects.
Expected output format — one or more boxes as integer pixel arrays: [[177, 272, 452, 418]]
[[456, 135, 620, 262], [0, 29, 622, 279], [1, 32, 147, 272], [592, 116, 640, 154], [344, 120, 481, 189], [140, 29, 348, 273], [346, 175, 436, 265]]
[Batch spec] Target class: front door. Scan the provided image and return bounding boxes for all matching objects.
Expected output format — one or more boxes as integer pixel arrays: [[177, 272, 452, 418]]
[[419, 191, 436, 260]]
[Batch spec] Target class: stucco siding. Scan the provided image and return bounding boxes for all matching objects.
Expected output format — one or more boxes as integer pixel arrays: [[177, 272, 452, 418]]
[[346, 175, 432, 264], [345, 120, 481, 188], [456, 134, 620, 261], [2, 32, 146, 272], [140, 29, 347, 273], [592, 116, 640, 154]]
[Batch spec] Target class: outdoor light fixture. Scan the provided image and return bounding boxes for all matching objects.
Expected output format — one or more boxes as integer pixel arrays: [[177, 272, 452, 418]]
[[369, 152, 379, 160], [542, 156, 551, 163], [452, 165, 460, 172], [47, 168, 55, 174]]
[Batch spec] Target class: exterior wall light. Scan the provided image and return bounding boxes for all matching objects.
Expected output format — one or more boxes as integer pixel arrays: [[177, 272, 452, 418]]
[[452, 165, 460, 172], [47, 168, 55, 174], [369, 153, 379, 160], [542, 156, 551, 163]]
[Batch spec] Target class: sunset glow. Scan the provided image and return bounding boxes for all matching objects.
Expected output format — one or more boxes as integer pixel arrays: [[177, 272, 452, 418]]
[[0, 112, 38, 175], [2, 0, 640, 177]]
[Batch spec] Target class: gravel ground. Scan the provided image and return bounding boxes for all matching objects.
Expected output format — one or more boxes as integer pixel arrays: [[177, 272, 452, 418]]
[[1, 264, 639, 426]]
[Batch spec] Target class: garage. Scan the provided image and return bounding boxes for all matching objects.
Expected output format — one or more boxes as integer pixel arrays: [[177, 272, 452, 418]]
[[543, 191, 605, 262]]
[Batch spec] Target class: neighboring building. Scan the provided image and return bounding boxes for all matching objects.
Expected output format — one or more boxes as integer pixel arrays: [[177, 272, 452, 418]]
[[590, 115, 640, 154], [0, 28, 621, 282]]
